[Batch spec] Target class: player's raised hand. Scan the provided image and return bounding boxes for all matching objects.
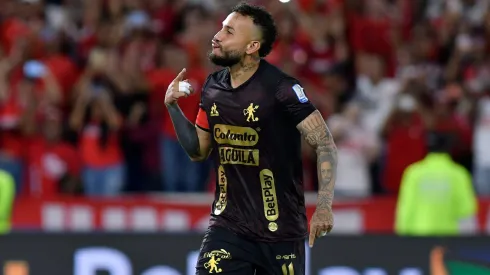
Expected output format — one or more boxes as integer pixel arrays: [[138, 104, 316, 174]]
[[164, 68, 194, 106], [308, 207, 334, 248]]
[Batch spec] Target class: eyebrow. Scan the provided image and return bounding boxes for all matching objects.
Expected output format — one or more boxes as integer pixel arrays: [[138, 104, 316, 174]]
[[222, 23, 235, 31]]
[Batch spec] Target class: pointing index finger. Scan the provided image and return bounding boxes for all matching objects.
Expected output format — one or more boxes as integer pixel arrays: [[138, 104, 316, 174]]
[[175, 68, 186, 81], [309, 227, 316, 248]]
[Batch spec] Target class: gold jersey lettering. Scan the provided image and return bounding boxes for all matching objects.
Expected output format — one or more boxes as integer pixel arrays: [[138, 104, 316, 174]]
[[260, 169, 279, 231], [218, 147, 259, 166], [213, 124, 259, 147], [203, 249, 232, 260], [276, 254, 296, 260], [214, 165, 227, 215]]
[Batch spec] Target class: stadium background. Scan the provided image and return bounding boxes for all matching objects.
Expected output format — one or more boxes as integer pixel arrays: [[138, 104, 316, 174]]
[[1, 0, 490, 274]]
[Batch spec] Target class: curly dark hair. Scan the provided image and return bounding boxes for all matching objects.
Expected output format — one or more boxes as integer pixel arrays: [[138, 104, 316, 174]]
[[231, 2, 277, 58]]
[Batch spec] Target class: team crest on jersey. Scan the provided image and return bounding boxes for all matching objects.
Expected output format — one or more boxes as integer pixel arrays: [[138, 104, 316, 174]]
[[203, 249, 231, 273], [292, 84, 308, 103], [243, 103, 259, 122], [210, 103, 219, 116]]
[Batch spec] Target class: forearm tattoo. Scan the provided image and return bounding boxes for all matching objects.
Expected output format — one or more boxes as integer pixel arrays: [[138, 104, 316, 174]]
[[166, 104, 201, 158], [298, 110, 337, 209]]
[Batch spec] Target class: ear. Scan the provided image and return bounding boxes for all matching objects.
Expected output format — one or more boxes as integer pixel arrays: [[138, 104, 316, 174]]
[[245, 41, 261, 55]]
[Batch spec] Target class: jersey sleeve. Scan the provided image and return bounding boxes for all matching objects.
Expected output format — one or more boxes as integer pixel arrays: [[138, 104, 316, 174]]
[[276, 78, 317, 126], [195, 107, 209, 131], [194, 75, 212, 132]]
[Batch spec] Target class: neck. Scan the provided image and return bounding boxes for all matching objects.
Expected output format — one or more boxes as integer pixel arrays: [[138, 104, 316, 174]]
[[229, 56, 260, 88]]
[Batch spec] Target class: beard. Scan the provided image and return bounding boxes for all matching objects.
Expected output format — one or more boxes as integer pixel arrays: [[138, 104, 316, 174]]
[[208, 48, 243, 67]]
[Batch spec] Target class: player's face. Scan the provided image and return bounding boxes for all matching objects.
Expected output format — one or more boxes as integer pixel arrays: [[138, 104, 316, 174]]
[[209, 12, 261, 67]]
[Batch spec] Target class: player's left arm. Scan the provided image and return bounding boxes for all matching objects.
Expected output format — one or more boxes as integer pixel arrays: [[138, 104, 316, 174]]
[[276, 79, 337, 247], [297, 110, 337, 244]]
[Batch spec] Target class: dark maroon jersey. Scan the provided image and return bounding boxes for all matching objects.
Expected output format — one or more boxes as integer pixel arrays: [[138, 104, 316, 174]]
[[196, 59, 317, 242]]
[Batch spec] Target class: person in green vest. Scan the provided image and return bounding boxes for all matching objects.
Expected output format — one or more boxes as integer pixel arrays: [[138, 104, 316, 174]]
[[395, 131, 477, 236], [0, 170, 15, 234]]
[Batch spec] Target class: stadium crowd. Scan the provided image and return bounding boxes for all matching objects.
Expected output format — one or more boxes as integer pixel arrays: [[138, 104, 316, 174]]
[[0, 0, 489, 198]]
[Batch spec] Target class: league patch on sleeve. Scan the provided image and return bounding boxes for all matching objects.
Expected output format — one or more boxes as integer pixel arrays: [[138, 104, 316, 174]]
[[292, 84, 308, 103]]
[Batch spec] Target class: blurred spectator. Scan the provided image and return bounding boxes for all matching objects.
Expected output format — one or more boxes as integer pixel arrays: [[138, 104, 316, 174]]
[[432, 83, 473, 170], [348, 0, 398, 76], [426, 0, 489, 28], [113, 34, 156, 192], [39, 29, 79, 108], [149, 0, 178, 42], [328, 101, 380, 197], [173, 4, 215, 69], [473, 88, 490, 195], [0, 169, 14, 234], [24, 107, 81, 196], [317, 63, 353, 116], [0, 47, 26, 193], [357, 54, 400, 135], [124, 98, 162, 192], [381, 92, 427, 194], [395, 131, 477, 235], [0, 42, 62, 193], [69, 61, 125, 196]]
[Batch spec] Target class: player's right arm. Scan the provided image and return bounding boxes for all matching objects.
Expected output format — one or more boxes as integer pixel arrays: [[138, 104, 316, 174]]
[[164, 68, 212, 161]]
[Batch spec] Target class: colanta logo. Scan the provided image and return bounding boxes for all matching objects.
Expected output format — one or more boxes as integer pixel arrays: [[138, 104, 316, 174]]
[[430, 246, 490, 275], [213, 124, 258, 147]]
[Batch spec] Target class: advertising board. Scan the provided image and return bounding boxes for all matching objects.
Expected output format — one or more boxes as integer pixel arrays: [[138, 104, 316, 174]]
[[2, 234, 490, 275], [11, 195, 490, 234]]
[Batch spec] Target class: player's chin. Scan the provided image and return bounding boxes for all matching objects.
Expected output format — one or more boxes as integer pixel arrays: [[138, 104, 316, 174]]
[[208, 50, 221, 60], [208, 53, 226, 66]]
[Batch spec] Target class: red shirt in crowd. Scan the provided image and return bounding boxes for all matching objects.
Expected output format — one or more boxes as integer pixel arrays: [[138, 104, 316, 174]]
[[0, 91, 24, 159], [0, 61, 67, 158], [79, 122, 123, 168], [0, 77, 45, 159], [25, 138, 80, 196], [383, 113, 427, 194], [349, 14, 396, 76], [151, 4, 177, 41], [1, 18, 30, 54], [146, 67, 176, 104], [42, 54, 80, 103]]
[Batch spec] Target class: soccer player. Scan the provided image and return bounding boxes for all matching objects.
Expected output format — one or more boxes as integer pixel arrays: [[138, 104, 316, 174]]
[[164, 3, 337, 274]]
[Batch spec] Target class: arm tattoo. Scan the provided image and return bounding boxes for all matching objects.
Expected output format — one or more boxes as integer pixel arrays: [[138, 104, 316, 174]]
[[297, 110, 337, 209], [166, 104, 201, 158]]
